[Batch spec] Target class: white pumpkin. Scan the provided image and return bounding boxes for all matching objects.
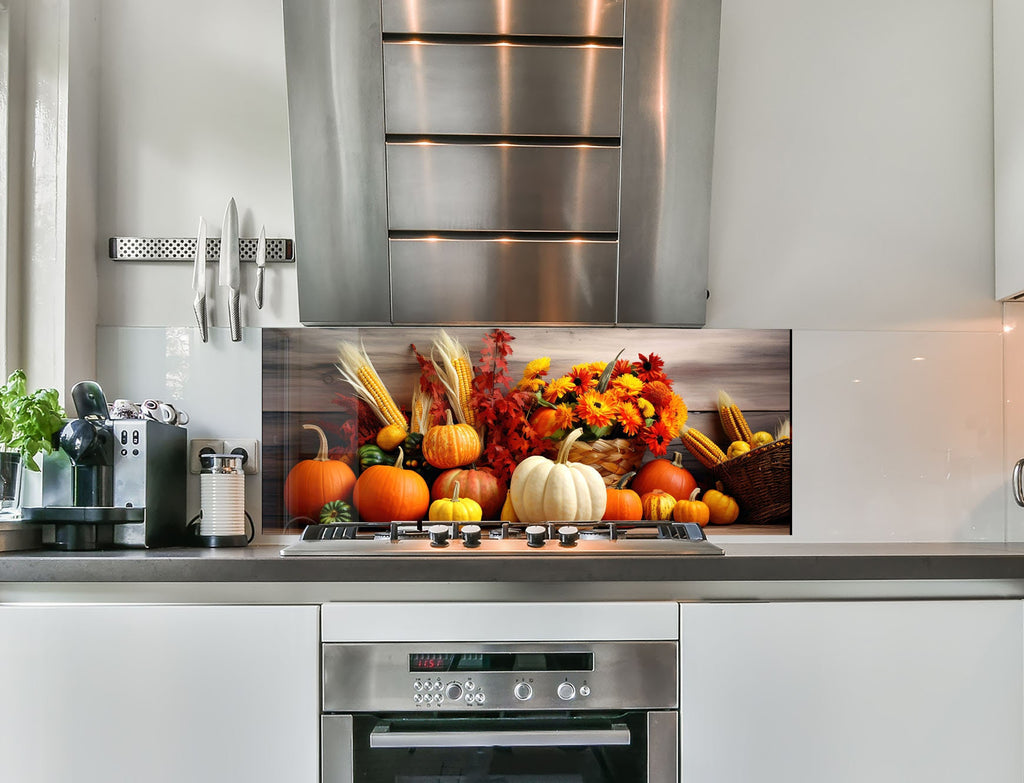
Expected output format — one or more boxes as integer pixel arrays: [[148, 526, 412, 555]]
[[509, 428, 607, 523]]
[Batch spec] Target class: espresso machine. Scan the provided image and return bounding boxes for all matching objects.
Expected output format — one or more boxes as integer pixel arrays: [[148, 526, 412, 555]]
[[22, 381, 187, 550]]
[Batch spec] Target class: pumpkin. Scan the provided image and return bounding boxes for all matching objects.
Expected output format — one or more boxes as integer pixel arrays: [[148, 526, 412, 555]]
[[603, 471, 643, 521], [529, 407, 562, 440], [500, 491, 519, 523], [376, 423, 408, 451], [432, 466, 507, 520], [750, 431, 775, 448], [422, 409, 482, 469], [641, 489, 676, 521], [631, 451, 698, 502], [284, 424, 356, 520], [705, 485, 740, 525], [353, 447, 430, 523], [726, 440, 751, 460], [672, 488, 710, 526], [508, 428, 607, 523], [428, 481, 483, 522], [319, 500, 356, 525]]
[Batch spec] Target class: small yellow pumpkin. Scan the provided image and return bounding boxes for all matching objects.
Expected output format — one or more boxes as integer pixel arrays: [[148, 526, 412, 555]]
[[376, 423, 408, 451], [428, 481, 483, 522], [500, 490, 519, 523], [726, 440, 751, 460], [508, 428, 607, 523], [672, 487, 710, 526], [704, 485, 740, 525], [641, 489, 676, 521], [751, 431, 775, 448], [422, 409, 482, 469]]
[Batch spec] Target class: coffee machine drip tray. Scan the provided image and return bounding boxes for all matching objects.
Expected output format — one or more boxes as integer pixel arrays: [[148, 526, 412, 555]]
[[20, 506, 146, 551]]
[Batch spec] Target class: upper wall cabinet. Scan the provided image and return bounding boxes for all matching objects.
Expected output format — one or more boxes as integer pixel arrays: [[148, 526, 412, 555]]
[[996, 0, 1024, 300], [283, 0, 721, 326]]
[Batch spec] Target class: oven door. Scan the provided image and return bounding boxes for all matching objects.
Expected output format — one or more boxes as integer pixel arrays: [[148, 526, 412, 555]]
[[323, 711, 677, 783]]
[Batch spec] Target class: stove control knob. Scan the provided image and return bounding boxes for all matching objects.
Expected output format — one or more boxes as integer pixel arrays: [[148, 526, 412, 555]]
[[525, 525, 547, 548], [445, 682, 464, 702], [579, 685, 591, 697], [557, 682, 576, 701], [557, 525, 579, 547], [514, 682, 533, 701], [461, 524, 482, 548], [428, 524, 450, 547]]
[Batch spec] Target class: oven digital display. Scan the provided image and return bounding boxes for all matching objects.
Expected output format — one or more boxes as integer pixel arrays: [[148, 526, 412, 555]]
[[409, 652, 594, 673]]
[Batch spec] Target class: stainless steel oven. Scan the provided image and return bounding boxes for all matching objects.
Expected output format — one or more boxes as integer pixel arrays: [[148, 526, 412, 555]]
[[321, 639, 679, 782]]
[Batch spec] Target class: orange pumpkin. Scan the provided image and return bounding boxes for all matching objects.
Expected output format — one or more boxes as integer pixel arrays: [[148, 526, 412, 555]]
[[529, 407, 561, 440], [432, 466, 507, 520], [705, 485, 740, 525], [284, 424, 356, 520], [631, 451, 698, 501], [672, 487, 710, 526], [422, 409, 482, 469], [641, 489, 676, 521], [353, 447, 430, 523], [603, 471, 643, 521]]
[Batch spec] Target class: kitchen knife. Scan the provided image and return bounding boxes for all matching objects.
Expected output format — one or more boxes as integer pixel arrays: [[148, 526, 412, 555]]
[[219, 197, 241, 342], [254, 224, 266, 310], [192, 216, 209, 342]]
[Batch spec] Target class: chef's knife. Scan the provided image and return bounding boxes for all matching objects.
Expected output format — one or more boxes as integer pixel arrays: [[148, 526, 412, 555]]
[[219, 197, 241, 342], [192, 216, 209, 342], [254, 224, 266, 310]]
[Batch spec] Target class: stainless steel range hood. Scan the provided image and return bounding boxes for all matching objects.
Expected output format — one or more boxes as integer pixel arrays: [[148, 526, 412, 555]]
[[283, 0, 721, 326]]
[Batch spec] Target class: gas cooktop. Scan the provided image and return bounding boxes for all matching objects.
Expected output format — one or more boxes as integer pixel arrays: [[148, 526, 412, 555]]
[[279, 520, 724, 557]]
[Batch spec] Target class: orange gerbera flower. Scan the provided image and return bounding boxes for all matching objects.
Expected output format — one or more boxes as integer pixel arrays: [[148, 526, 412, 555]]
[[659, 396, 688, 438], [543, 376, 575, 402], [576, 391, 616, 429], [610, 359, 634, 378], [636, 353, 668, 384], [553, 403, 576, 431], [567, 366, 597, 394], [639, 420, 673, 456], [617, 401, 644, 437]]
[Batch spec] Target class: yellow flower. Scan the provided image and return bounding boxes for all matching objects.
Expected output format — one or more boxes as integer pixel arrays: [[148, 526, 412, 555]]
[[637, 398, 655, 418], [522, 357, 550, 380], [610, 374, 643, 397], [543, 376, 575, 402], [553, 403, 575, 430]]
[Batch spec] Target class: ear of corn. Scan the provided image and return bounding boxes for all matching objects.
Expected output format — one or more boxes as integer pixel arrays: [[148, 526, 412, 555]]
[[336, 340, 408, 430], [775, 417, 791, 441], [680, 424, 727, 469], [410, 384, 432, 435], [718, 390, 753, 445], [431, 330, 477, 427]]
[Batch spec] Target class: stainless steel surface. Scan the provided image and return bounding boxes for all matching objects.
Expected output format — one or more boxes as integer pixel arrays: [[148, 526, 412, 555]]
[[284, 0, 391, 325], [192, 217, 208, 342], [254, 225, 266, 310], [386, 142, 621, 232], [283, 535, 722, 557], [383, 42, 623, 137], [368, 723, 631, 748], [109, 236, 293, 262], [322, 641, 678, 712], [0, 522, 42, 553], [647, 711, 679, 783], [1014, 458, 1024, 507], [322, 715, 354, 783], [199, 453, 244, 475], [390, 238, 617, 323], [219, 198, 241, 342], [381, 0, 625, 37], [617, 0, 721, 325]]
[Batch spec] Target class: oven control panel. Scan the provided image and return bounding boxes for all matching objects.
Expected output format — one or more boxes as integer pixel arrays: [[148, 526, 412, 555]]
[[409, 674, 593, 708]]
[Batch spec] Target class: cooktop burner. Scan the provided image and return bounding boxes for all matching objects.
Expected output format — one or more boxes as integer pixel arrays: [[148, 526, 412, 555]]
[[279, 520, 724, 556]]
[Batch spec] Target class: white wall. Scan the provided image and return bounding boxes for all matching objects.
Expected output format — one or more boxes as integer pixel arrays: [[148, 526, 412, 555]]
[[89, 0, 1006, 542]]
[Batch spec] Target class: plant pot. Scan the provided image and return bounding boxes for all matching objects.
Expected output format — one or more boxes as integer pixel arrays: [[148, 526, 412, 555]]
[[0, 451, 23, 517]]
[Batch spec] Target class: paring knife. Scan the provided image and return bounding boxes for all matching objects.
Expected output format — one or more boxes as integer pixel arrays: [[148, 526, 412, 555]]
[[219, 197, 241, 342], [192, 217, 209, 342], [254, 224, 266, 310]]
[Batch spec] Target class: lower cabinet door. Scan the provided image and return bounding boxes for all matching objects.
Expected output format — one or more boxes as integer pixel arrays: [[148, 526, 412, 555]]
[[679, 600, 1023, 783], [0, 604, 319, 783]]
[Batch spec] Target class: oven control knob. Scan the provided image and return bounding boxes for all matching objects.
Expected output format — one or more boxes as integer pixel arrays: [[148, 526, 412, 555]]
[[514, 682, 533, 701], [445, 682, 464, 701], [579, 685, 591, 697], [428, 524, 450, 547], [557, 682, 576, 701], [461, 524, 482, 548], [525, 525, 547, 547], [557, 525, 579, 546]]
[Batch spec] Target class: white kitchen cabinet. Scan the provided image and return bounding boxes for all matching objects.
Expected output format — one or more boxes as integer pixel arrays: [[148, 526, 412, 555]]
[[996, 0, 1024, 300], [679, 600, 1023, 783], [0, 604, 319, 783]]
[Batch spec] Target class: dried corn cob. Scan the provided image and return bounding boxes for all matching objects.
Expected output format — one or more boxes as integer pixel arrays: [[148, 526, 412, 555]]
[[431, 330, 477, 427], [775, 417, 791, 441], [410, 384, 432, 435], [680, 424, 727, 469], [336, 341, 408, 430], [718, 390, 753, 445]]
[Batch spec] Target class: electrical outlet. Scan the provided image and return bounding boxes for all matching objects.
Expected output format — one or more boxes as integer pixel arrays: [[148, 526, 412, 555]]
[[223, 438, 260, 475], [189, 439, 224, 474]]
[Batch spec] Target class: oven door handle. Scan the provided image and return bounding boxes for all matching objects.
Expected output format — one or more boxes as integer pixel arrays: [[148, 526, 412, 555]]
[[369, 722, 631, 749]]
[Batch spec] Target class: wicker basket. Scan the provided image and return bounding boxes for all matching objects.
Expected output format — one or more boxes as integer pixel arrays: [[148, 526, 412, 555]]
[[567, 437, 646, 487], [711, 437, 791, 524]]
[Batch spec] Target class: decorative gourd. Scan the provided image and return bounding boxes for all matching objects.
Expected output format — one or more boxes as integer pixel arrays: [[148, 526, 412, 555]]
[[704, 484, 740, 525], [500, 491, 519, 523], [750, 431, 775, 448], [508, 428, 607, 523], [631, 451, 698, 501], [672, 488, 710, 526], [422, 409, 482, 469], [358, 443, 396, 471], [319, 500, 356, 525], [353, 447, 430, 523], [376, 423, 408, 451], [641, 489, 676, 521], [284, 424, 356, 520], [529, 407, 561, 440], [431, 466, 507, 520], [603, 471, 643, 521], [726, 441, 751, 460], [428, 481, 483, 522]]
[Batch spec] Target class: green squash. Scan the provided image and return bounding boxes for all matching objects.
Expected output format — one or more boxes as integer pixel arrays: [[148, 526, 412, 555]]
[[319, 500, 356, 525]]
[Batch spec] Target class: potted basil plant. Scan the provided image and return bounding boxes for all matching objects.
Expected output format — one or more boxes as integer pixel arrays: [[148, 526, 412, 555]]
[[0, 370, 65, 514]]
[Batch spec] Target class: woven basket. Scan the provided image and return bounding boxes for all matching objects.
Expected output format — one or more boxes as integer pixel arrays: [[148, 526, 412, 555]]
[[711, 438, 791, 524], [567, 437, 647, 487]]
